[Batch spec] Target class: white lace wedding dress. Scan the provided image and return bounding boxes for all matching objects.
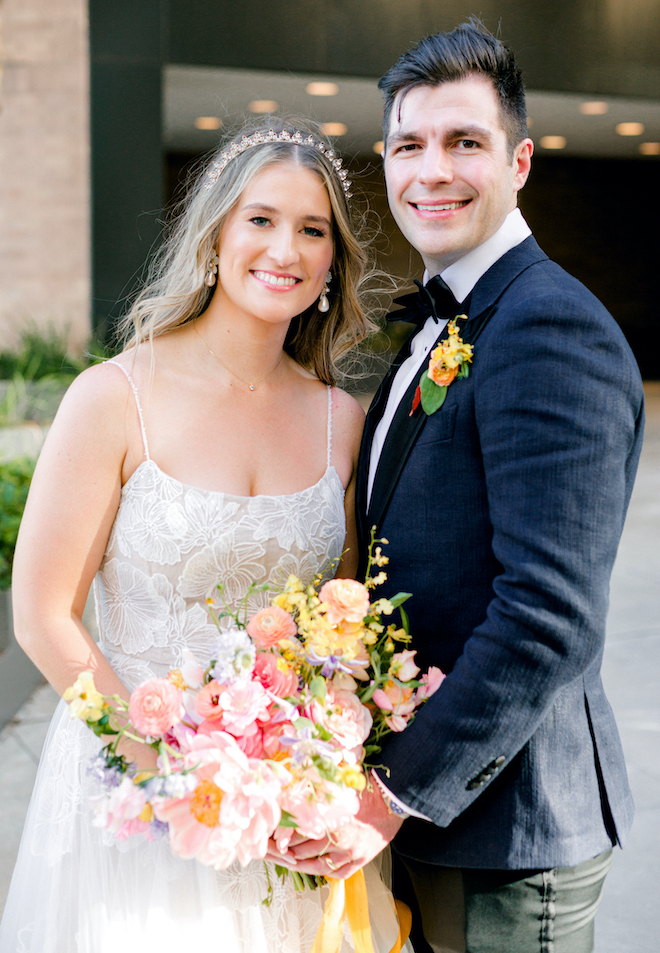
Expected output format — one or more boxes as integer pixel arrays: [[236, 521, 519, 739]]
[[0, 364, 406, 953]]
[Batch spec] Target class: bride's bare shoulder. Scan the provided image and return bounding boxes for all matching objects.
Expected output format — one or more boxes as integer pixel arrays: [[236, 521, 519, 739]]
[[330, 387, 366, 459]]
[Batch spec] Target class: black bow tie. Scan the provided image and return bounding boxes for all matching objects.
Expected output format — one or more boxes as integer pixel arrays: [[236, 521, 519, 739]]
[[388, 275, 463, 327]]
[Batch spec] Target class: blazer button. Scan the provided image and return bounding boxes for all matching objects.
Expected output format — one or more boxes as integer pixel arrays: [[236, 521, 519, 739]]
[[494, 756, 506, 768], [481, 772, 492, 782]]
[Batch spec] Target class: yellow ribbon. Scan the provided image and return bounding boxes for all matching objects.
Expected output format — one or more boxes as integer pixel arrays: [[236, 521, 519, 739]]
[[309, 870, 411, 953]]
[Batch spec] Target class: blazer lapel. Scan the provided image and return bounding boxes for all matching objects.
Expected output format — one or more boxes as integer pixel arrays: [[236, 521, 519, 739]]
[[361, 236, 549, 539], [366, 325, 446, 534], [356, 323, 422, 546]]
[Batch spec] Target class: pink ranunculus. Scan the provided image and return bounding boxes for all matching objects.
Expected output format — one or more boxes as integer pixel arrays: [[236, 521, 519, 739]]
[[196, 680, 227, 722], [318, 578, 370, 625], [128, 678, 184, 737], [390, 649, 420, 682], [254, 651, 300, 699], [218, 680, 270, 736], [247, 606, 298, 649], [416, 666, 445, 701]]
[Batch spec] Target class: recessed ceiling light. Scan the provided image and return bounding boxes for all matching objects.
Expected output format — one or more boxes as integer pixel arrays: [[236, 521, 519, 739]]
[[320, 122, 347, 136], [373, 141, 385, 155], [639, 142, 660, 155], [616, 122, 644, 136], [306, 82, 339, 96], [539, 135, 567, 149], [248, 100, 279, 113], [195, 116, 222, 130], [580, 101, 608, 115]]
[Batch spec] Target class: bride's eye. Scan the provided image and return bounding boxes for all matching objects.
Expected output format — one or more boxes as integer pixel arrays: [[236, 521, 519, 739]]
[[249, 216, 271, 227], [302, 225, 326, 238]]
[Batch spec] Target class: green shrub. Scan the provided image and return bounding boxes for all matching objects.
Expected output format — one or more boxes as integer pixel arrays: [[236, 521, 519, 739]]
[[0, 457, 36, 590]]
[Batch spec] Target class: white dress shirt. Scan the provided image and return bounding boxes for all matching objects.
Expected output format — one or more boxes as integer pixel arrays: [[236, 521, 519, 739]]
[[368, 208, 531, 819]]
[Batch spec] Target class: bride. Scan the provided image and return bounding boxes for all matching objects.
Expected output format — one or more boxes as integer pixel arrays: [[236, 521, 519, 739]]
[[0, 121, 407, 952]]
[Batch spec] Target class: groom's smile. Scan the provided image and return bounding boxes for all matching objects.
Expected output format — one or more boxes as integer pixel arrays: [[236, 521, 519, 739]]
[[383, 75, 532, 276]]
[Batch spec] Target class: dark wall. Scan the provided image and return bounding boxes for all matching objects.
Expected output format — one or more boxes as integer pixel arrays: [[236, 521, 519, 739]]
[[167, 0, 660, 98], [91, 1, 660, 377], [89, 0, 165, 338], [519, 157, 660, 379], [167, 151, 660, 378]]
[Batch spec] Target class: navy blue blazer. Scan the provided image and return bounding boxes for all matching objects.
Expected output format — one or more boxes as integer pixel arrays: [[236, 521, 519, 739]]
[[356, 236, 644, 869]]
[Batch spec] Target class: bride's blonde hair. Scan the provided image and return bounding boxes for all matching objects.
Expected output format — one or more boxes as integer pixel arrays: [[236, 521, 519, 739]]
[[119, 119, 377, 385]]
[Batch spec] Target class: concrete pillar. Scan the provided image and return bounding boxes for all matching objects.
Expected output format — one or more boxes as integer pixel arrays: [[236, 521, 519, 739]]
[[0, 0, 90, 353]]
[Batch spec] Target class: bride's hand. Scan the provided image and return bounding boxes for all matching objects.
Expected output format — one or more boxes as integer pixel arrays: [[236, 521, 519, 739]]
[[270, 781, 405, 880]]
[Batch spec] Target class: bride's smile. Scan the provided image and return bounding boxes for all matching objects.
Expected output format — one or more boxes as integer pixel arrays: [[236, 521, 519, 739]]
[[212, 161, 334, 326]]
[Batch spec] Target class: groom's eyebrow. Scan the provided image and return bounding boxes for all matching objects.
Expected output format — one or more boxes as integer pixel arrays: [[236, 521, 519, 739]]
[[388, 124, 495, 146]]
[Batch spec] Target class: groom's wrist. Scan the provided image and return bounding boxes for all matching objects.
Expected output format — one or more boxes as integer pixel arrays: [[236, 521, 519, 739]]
[[372, 771, 431, 821]]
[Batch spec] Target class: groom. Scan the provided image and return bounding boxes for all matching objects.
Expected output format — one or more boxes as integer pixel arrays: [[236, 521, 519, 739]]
[[287, 20, 645, 953]]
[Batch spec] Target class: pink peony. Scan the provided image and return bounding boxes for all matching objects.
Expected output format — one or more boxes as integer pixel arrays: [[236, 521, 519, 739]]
[[247, 606, 297, 649], [196, 680, 226, 721], [128, 678, 184, 737], [254, 651, 300, 699], [416, 666, 445, 701], [319, 578, 370, 625], [218, 680, 270, 735]]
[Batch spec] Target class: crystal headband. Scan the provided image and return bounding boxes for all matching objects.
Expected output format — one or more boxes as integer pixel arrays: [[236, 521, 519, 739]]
[[204, 128, 352, 198]]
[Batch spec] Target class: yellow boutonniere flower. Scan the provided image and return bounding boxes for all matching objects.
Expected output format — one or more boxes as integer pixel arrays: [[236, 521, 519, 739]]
[[412, 316, 473, 416]]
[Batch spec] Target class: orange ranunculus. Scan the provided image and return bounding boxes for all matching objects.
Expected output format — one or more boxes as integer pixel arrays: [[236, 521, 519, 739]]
[[427, 360, 459, 387], [318, 578, 370, 625], [246, 606, 298, 648]]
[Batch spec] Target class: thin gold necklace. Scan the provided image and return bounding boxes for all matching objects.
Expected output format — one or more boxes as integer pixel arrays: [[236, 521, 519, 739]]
[[193, 325, 284, 392]]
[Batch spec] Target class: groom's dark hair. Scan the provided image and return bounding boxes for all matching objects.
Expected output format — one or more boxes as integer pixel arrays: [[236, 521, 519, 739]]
[[378, 18, 527, 158]]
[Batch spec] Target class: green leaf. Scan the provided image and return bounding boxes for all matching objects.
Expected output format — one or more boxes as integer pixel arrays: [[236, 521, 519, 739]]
[[388, 592, 412, 609], [420, 373, 448, 415], [398, 604, 410, 635], [310, 675, 327, 701], [278, 810, 299, 828]]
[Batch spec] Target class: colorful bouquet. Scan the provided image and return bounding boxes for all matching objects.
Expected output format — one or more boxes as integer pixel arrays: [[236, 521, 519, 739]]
[[65, 535, 444, 884]]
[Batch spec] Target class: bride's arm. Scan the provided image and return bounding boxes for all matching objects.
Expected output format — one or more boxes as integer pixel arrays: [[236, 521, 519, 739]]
[[11, 363, 139, 706], [331, 389, 365, 580]]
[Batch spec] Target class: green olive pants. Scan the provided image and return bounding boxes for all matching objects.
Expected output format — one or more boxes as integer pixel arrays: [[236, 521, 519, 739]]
[[402, 849, 613, 953]]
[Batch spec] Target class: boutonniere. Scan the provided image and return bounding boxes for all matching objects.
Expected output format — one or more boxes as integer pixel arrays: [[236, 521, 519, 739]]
[[410, 315, 473, 416]]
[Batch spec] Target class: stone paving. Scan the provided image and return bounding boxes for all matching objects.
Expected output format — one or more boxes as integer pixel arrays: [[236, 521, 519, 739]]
[[1, 386, 658, 950]]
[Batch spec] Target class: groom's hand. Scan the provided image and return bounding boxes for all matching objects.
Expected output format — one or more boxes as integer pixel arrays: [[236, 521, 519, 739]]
[[266, 777, 405, 880]]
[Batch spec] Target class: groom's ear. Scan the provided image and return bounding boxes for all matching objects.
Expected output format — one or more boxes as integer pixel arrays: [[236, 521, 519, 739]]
[[512, 138, 533, 194]]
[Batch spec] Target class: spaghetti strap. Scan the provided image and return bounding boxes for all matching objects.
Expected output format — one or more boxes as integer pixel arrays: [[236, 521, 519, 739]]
[[326, 385, 333, 469], [104, 360, 150, 460]]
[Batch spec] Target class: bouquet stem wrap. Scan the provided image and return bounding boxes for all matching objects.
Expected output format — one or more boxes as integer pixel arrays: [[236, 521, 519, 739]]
[[310, 870, 411, 953]]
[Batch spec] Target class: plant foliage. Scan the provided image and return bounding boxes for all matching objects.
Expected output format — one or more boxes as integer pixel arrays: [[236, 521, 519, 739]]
[[0, 457, 36, 590]]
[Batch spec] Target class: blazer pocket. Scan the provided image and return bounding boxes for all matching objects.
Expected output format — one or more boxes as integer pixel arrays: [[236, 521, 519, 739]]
[[416, 404, 457, 446]]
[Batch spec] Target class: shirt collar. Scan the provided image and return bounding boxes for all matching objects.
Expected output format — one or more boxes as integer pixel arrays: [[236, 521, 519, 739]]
[[423, 208, 531, 303]]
